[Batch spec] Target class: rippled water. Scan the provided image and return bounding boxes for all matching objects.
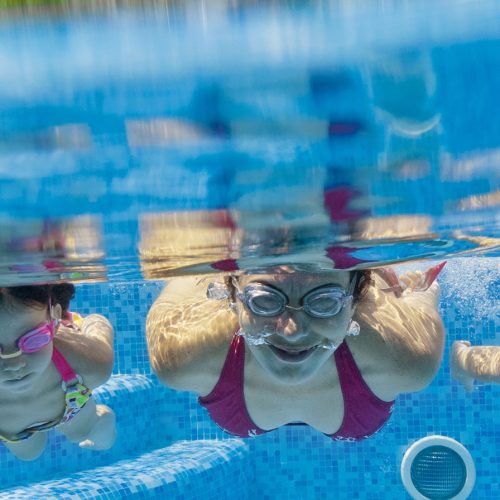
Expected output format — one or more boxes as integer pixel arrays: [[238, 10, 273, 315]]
[[0, 0, 498, 284]]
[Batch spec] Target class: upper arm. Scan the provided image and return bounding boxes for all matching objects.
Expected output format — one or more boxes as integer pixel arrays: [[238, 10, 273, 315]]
[[54, 314, 115, 389], [146, 275, 238, 392]]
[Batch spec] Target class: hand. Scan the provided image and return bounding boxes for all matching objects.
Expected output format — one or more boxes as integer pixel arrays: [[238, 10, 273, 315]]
[[79, 404, 116, 450], [378, 262, 445, 299], [399, 270, 425, 293], [451, 340, 475, 392], [400, 270, 441, 310]]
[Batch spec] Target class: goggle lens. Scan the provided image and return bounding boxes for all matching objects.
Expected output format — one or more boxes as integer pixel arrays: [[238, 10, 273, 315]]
[[303, 288, 345, 318], [246, 288, 287, 317], [241, 285, 348, 318], [17, 322, 55, 353]]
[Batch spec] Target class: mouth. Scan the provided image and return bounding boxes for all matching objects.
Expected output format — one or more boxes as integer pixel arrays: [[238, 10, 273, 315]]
[[268, 344, 318, 363], [4, 373, 31, 384]]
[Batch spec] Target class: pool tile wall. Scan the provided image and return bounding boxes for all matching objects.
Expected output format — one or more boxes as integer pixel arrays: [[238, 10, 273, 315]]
[[0, 257, 497, 498], [245, 258, 499, 499], [73, 258, 499, 499], [2, 440, 255, 500]]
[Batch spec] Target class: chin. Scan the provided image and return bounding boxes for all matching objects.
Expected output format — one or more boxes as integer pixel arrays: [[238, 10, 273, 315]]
[[265, 364, 320, 385]]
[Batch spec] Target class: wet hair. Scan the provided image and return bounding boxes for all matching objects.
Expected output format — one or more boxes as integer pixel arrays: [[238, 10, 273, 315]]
[[0, 284, 75, 319], [351, 270, 372, 303]]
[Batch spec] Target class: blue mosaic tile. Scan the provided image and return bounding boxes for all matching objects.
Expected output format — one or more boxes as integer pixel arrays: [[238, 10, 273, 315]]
[[0, 257, 498, 498], [0, 440, 253, 500]]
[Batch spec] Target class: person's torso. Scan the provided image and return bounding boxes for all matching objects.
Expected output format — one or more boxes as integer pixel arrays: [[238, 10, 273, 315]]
[[0, 361, 69, 439], [0, 319, 91, 441], [198, 332, 394, 436], [242, 349, 345, 433]]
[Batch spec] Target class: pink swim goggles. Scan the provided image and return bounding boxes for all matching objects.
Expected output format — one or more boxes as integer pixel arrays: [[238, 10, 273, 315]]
[[0, 319, 56, 359]]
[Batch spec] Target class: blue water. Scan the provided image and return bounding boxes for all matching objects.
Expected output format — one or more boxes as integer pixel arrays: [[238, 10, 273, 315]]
[[0, 1, 499, 498], [0, 259, 497, 499]]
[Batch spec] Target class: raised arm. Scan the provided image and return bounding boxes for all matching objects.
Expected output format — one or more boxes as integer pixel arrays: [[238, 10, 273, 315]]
[[451, 341, 500, 391], [146, 275, 238, 392], [354, 270, 445, 397], [53, 314, 116, 451], [54, 314, 114, 389]]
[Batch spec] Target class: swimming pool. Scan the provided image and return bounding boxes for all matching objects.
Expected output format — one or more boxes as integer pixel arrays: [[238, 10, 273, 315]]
[[0, 1, 499, 498]]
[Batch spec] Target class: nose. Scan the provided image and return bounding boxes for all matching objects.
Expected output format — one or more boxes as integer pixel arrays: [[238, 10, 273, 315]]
[[277, 313, 309, 340]]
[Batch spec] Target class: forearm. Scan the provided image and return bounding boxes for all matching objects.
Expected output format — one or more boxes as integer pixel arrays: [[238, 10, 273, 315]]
[[4, 432, 47, 461], [60, 398, 98, 443], [454, 346, 500, 383], [60, 400, 116, 450], [146, 296, 237, 373], [355, 284, 445, 378]]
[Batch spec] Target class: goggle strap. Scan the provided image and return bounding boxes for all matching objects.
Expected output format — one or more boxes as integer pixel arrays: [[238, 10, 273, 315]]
[[347, 273, 358, 297], [0, 350, 22, 359]]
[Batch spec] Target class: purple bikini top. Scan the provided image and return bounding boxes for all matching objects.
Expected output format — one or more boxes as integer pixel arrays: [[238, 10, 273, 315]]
[[199, 335, 394, 440]]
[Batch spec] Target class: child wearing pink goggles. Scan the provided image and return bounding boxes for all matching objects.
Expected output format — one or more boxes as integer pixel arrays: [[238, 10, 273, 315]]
[[0, 285, 116, 461]]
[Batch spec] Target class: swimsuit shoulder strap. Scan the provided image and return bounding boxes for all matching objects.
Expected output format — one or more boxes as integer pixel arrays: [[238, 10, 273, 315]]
[[330, 341, 394, 440], [199, 333, 267, 437], [52, 312, 85, 384], [52, 346, 79, 385], [52, 346, 92, 426]]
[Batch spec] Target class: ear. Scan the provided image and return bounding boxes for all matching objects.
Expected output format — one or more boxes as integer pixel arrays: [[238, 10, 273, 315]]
[[347, 294, 357, 316], [51, 303, 63, 321]]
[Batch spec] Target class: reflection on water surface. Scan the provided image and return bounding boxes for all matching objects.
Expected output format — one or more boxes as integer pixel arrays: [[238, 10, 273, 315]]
[[0, 1, 498, 282], [0, 216, 105, 285], [0, 5, 498, 500]]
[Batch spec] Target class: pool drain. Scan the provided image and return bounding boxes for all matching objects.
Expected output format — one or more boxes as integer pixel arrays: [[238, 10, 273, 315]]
[[401, 436, 475, 499]]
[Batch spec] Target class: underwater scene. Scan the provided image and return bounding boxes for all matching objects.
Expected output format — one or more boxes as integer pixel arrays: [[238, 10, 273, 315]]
[[0, 0, 498, 498]]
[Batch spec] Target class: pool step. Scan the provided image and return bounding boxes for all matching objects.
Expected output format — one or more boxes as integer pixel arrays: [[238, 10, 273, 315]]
[[0, 439, 253, 500], [0, 374, 201, 490]]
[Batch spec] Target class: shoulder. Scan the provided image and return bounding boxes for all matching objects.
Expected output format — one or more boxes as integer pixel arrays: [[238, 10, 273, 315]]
[[150, 276, 214, 305], [346, 328, 438, 402], [53, 314, 114, 389], [355, 273, 444, 352], [146, 276, 236, 338]]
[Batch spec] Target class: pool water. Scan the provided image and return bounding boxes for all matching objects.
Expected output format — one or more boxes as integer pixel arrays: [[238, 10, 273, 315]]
[[0, 259, 498, 499], [0, 1, 499, 498]]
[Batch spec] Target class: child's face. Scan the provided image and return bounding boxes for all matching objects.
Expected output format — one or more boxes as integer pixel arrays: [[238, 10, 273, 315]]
[[0, 300, 53, 394], [235, 270, 355, 385]]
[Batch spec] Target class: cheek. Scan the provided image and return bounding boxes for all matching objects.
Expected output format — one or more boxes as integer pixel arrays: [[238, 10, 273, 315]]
[[27, 346, 52, 370], [311, 313, 351, 339], [238, 308, 274, 332]]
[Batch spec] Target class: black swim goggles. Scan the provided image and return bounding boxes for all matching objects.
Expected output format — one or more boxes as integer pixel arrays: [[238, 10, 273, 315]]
[[232, 275, 356, 319]]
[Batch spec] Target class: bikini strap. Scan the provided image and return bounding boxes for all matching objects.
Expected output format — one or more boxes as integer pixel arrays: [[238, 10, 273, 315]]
[[52, 346, 81, 389]]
